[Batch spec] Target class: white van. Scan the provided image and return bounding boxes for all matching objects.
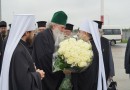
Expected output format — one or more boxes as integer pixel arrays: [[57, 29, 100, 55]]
[[102, 25, 122, 45]]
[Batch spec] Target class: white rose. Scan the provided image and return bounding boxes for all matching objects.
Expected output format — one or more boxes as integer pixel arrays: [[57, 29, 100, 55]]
[[86, 50, 93, 58], [84, 42, 92, 50], [67, 59, 74, 64], [78, 62, 87, 68]]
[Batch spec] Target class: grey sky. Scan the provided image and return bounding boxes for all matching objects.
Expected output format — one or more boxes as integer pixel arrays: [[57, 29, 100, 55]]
[[1, 0, 130, 28]]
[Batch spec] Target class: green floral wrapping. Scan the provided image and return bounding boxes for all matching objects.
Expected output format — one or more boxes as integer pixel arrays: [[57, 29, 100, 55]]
[[59, 74, 72, 90]]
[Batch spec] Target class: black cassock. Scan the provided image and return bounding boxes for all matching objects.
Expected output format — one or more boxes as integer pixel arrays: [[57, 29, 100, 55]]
[[0, 36, 9, 74], [0, 33, 3, 74], [9, 40, 42, 90], [71, 39, 99, 90], [0, 37, 33, 75], [32, 29, 65, 90], [101, 37, 115, 80], [101, 37, 111, 80], [0, 33, 3, 54]]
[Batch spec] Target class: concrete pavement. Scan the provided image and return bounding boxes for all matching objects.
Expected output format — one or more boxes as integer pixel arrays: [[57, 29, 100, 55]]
[[111, 43, 130, 90]]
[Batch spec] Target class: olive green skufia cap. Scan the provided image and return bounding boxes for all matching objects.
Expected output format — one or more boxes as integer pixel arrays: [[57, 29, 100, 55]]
[[51, 11, 68, 26]]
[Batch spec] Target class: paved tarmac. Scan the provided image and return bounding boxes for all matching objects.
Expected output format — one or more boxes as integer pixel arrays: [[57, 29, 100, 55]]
[[111, 43, 130, 90]]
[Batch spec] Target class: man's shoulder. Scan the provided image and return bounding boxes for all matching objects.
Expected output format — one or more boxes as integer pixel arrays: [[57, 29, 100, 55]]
[[14, 43, 25, 55], [36, 28, 51, 38], [101, 37, 110, 47], [101, 36, 108, 41], [101, 37, 109, 42]]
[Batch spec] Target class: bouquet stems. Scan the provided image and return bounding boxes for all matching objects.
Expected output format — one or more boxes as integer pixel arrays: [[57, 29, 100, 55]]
[[59, 74, 72, 90]]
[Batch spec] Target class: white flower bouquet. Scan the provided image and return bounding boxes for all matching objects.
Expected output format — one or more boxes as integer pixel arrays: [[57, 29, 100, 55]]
[[53, 38, 93, 90]]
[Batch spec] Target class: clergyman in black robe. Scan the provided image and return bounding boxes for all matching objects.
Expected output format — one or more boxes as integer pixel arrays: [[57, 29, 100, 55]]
[[94, 20, 115, 80], [101, 36, 115, 80], [0, 33, 3, 74], [32, 11, 68, 90], [71, 20, 107, 90], [0, 21, 7, 74], [9, 40, 42, 90], [32, 29, 65, 90], [0, 15, 45, 90]]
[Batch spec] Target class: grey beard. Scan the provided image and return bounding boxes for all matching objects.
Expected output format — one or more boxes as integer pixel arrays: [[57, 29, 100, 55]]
[[53, 29, 65, 51], [53, 29, 61, 41]]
